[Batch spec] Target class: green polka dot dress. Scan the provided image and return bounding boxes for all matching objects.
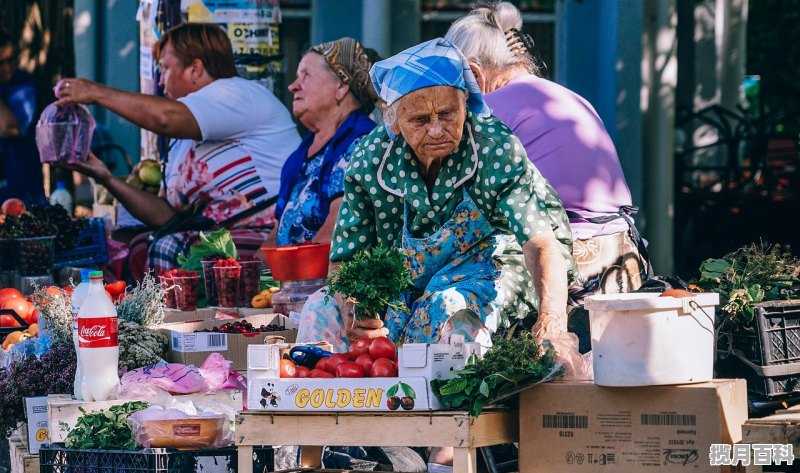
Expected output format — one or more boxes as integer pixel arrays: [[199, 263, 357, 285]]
[[331, 113, 575, 322]]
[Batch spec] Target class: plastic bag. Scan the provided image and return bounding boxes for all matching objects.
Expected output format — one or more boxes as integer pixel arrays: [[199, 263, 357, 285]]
[[35, 102, 95, 164], [127, 406, 233, 449], [120, 360, 207, 394], [198, 352, 247, 391]]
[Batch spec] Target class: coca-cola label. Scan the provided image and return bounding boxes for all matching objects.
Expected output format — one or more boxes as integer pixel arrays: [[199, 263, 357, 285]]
[[173, 424, 201, 436], [77, 317, 118, 348]]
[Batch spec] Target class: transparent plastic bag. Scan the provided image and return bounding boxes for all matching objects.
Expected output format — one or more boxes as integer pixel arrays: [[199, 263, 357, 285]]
[[35, 102, 95, 164], [127, 406, 233, 449]]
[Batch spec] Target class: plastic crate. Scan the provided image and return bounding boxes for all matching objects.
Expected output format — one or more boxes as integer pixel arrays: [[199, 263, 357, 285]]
[[53, 218, 109, 268], [725, 300, 800, 397], [38, 444, 273, 473]]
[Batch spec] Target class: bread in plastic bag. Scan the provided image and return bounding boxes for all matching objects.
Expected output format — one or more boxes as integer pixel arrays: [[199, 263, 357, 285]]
[[127, 406, 233, 449], [35, 102, 95, 164]]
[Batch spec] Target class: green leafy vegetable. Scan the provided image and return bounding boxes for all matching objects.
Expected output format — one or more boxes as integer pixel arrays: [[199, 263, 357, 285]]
[[327, 245, 413, 319], [431, 331, 562, 417], [64, 401, 149, 450], [177, 228, 238, 273], [693, 243, 800, 328]]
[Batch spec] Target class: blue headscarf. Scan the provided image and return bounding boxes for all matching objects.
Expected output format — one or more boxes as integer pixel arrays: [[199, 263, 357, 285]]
[[369, 38, 491, 119]]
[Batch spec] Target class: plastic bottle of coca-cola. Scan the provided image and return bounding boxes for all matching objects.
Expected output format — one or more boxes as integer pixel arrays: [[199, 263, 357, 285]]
[[77, 270, 120, 401], [70, 269, 92, 400]]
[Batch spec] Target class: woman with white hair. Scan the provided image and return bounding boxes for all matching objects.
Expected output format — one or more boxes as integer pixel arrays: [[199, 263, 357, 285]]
[[446, 2, 650, 349]]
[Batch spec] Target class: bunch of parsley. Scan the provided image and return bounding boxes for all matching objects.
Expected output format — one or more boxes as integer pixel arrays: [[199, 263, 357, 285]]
[[431, 331, 562, 417], [327, 245, 413, 319], [64, 401, 149, 450]]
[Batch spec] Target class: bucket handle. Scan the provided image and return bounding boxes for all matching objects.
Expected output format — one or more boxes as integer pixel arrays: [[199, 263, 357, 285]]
[[681, 299, 714, 336]]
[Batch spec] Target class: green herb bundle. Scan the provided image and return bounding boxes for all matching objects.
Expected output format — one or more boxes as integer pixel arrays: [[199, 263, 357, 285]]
[[116, 273, 166, 327], [177, 228, 238, 273], [327, 245, 413, 319], [431, 332, 562, 417], [118, 320, 169, 372], [693, 243, 800, 328], [64, 401, 149, 450]]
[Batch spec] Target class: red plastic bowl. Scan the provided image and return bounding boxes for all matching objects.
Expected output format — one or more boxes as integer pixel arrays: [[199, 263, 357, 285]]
[[262, 242, 331, 281]]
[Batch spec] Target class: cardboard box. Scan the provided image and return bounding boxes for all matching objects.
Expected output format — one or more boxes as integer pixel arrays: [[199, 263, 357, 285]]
[[520, 379, 748, 473], [397, 335, 485, 409], [162, 307, 274, 324], [8, 432, 39, 473], [47, 390, 243, 443], [23, 397, 50, 454], [159, 313, 296, 372], [247, 377, 431, 411]]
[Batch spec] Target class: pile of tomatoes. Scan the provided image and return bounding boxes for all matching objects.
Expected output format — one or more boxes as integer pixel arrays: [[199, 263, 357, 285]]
[[280, 336, 399, 379], [0, 288, 39, 327]]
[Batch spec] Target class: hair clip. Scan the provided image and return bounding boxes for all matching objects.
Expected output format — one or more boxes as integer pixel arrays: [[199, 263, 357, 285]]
[[504, 28, 536, 59]]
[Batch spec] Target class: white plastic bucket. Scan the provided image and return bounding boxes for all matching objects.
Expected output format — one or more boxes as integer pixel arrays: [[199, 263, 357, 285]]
[[586, 292, 719, 386]]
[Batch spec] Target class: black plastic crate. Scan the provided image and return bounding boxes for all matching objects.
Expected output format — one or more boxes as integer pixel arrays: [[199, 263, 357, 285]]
[[53, 218, 109, 268], [723, 300, 800, 397], [39, 444, 273, 473]]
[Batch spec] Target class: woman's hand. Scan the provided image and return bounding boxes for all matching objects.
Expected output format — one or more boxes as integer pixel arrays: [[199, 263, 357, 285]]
[[334, 292, 389, 343], [533, 314, 589, 380], [54, 78, 101, 106], [60, 152, 112, 183]]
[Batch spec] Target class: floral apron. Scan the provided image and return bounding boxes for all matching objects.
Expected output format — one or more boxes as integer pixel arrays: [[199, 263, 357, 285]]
[[296, 126, 537, 351]]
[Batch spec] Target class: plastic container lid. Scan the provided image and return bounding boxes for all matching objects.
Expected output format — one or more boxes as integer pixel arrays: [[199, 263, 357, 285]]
[[56, 181, 66, 190], [89, 270, 104, 279]]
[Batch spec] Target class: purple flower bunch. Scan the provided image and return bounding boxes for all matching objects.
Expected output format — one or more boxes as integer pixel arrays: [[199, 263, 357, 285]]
[[0, 341, 76, 437]]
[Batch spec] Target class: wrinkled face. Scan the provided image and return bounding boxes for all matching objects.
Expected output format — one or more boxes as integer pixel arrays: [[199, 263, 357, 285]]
[[0, 45, 16, 83], [288, 52, 342, 124], [394, 86, 466, 162], [157, 42, 194, 99]]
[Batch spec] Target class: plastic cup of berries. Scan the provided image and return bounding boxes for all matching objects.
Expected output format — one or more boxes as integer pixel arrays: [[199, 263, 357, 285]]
[[160, 274, 176, 309], [213, 258, 242, 308], [201, 257, 219, 306], [237, 258, 262, 307], [172, 271, 200, 311]]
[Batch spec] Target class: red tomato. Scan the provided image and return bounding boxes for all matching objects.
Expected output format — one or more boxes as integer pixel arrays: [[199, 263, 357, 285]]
[[43, 286, 65, 298], [280, 359, 298, 378], [61, 286, 74, 297], [348, 338, 372, 360], [354, 353, 374, 377], [335, 361, 365, 378], [369, 336, 397, 361], [370, 358, 398, 378], [2, 298, 33, 325], [295, 366, 310, 378], [0, 314, 21, 327], [308, 369, 335, 378], [325, 353, 350, 374], [27, 307, 38, 324], [0, 288, 22, 308], [315, 357, 330, 372]]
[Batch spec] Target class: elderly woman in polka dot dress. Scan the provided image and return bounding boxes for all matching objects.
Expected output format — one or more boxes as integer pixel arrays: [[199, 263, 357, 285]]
[[298, 38, 580, 363]]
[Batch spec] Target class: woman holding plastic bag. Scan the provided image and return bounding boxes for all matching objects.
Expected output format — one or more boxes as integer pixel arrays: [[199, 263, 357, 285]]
[[54, 23, 300, 277]]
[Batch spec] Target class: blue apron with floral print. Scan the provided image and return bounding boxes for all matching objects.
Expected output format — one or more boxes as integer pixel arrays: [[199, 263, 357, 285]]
[[384, 186, 513, 345]]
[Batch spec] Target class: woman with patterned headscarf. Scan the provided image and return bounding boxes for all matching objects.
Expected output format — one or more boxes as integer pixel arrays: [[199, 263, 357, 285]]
[[263, 37, 378, 247], [298, 38, 584, 378]]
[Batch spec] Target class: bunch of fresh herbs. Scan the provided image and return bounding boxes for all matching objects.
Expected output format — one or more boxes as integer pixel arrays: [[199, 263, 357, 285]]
[[327, 245, 413, 319], [29, 287, 73, 344], [693, 243, 800, 328], [64, 401, 149, 450], [431, 331, 562, 417], [0, 341, 76, 437], [118, 320, 169, 372], [177, 228, 238, 273], [117, 273, 166, 327]]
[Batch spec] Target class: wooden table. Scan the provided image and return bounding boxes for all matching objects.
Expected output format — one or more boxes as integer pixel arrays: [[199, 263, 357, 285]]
[[236, 409, 518, 473], [741, 409, 800, 473]]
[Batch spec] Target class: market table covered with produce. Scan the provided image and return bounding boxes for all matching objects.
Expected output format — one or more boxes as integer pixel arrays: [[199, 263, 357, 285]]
[[235, 409, 518, 473]]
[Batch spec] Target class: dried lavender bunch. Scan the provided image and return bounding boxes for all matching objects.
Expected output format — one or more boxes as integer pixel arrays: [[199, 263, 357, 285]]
[[117, 272, 166, 328], [0, 341, 76, 437]]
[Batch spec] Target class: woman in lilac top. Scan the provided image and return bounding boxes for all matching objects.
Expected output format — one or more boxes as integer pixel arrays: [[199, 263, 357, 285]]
[[446, 2, 650, 336]]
